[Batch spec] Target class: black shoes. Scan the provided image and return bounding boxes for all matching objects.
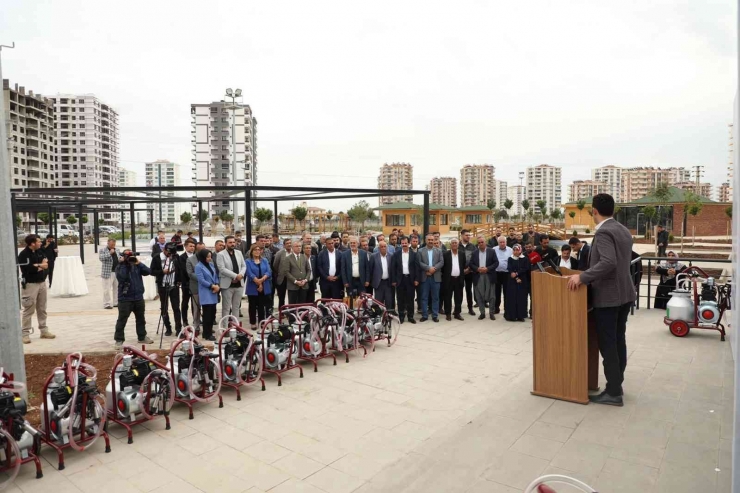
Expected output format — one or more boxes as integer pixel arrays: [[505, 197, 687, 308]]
[[432, 317, 439, 323], [589, 391, 624, 407], [478, 314, 486, 320], [494, 308, 501, 314], [468, 309, 476, 316], [408, 318, 416, 324], [489, 314, 496, 321], [164, 329, 173, 336], [454, 314, 464, 321], [419, 317, 428, 322], [446, 315, 452, 321]]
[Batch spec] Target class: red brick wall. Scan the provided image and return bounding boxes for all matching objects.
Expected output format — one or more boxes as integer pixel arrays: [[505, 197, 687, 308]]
[[672, 204, 732, 236]]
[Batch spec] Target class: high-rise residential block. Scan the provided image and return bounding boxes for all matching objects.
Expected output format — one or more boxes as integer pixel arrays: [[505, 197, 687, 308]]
[[728, 123, 734, 201], [460, 164, 495, 207], [191, 100, 258, 218], [674, 181, 713, 199], [50, 93, 120, 220], [526, 164, 562, 212], [429, 176, 457, 207], [494, 180, 508, 209], [118, 167, 137, 188], [718, 182, 731, 202], [146, 160, 180, 224], [507, 185, 526, 216], [568, 180, 608, 202], [378, 162, 413, 205], [620, 166, 691, 202], [591, 165, 622, 202], [3, 80, 57, 189]]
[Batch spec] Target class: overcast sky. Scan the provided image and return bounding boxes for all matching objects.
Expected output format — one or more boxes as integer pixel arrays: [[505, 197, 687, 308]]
[[1, 0, 736, 212]]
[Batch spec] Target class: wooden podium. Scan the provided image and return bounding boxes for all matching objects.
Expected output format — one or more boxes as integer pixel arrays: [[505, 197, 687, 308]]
[[530, 267, 599, 404]]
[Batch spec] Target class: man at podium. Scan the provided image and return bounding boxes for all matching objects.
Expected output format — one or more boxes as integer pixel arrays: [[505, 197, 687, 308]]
[[567, 194, 636, 407]]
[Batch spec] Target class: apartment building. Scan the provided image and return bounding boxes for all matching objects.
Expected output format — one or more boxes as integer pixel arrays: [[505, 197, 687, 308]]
[[460, 164, 495, 207], [620, 167, 691, 202], [378, 162, 413, 205], [191, 100, 258, 218], [3, 80, 57, 189], [728, 123, 734, 201], [718, 182, 731, 202], [525, 164, 562, 212], [674, 181, 713, 199], [507, 185, 526, 216], [591, 165, 622, 202], [568, 180, 608, 203], [429, 176, 457, 207], [146, 160, 181, 224]]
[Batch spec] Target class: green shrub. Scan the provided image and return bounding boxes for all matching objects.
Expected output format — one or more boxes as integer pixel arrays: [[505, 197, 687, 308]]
[[572, 230, 578, 236], [585, 228, 591, 234], [668, 233, 675, 242]]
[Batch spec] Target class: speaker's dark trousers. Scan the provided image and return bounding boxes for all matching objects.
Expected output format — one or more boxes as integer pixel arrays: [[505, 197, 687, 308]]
[[595, 302, 631, 397], [114, 300, 147, 342], [464, 271, 474, 312], [494, 271, 508, 312], [158, 284, 181, 333], [180, 285, 191, 326], [319, 279, 344, 300], [443, 276, 464, 316], [277, 279, 288, 309], [396, 275, 415, 321], [374, 279, 394, 309], [288, 289, 307, 305]]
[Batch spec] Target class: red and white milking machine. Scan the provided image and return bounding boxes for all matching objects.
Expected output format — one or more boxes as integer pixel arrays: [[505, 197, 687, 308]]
[[217, 315, 265, 400]]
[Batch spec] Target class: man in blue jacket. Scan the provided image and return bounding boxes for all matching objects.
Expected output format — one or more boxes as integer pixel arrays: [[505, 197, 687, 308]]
[[114, 250, 154, 347], [341, 237, 370, 297], [317, 239, 343, 299]]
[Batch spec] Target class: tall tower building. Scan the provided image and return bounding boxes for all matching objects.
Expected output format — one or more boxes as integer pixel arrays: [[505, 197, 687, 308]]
[[507, 185, 526, 216], [591, 165, 622, 202], [429, 176, 457, 207], [494, 180, 508, 209], [51, 93, 120, 219], [718, 182, 732, 202], [378, 162, 413, 205], [568, 180, 607, 203], [674, 181, 713, 199], [460, 164, 495, 207], [620, 167, 691, 202], [728, 123, 734, 201], [146, 160, 180, 224], [526, 164, 562, 212], [3, 80, 56, 189], [191, 100, 258, 219]]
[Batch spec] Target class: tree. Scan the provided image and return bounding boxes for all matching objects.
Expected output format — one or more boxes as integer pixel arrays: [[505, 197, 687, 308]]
[[504, 199, 513, 216], [683, 192, 703, 248], [81, 215, 88, 224], [576, 199, 586, 225], [198, 210, 209, 222], [568, 211, 576, 220], [254, 207, 273, 228], [347, 200, 374, 232], [642, 205, 657, 239], [521, 199, 530, 221], [15, 215, 21, 228], [37, 213, 51, 225], [486, 199, 496, 212], [650, 182, 672, 223], [66, 215, 77, 226], [292, 206, 308, 230], [180, 212, 193, 225], [550, 209, 561, 221], [726, 206, 733, 219]]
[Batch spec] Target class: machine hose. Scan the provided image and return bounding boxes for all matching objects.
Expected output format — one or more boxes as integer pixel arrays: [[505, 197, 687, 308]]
[[65, 353, 106, 452]]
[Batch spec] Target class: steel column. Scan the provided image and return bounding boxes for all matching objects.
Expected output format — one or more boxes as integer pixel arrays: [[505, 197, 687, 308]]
[[78, 203, 85, 264], [130, 203, 136, 254], [273, 201, 279, 235], [149, 210, 154, 241], [121, 211, 125, 247], [33, 211, 38, 234], [245, 190, 252, 248], [423, 193, 430, 239], [93, 210, 99, 254], [198, 201, 204, 242]]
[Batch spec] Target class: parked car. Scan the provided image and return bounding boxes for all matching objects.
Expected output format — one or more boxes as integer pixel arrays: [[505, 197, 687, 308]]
[[58, 224, 79, 237], [36, 228, 50, 237]]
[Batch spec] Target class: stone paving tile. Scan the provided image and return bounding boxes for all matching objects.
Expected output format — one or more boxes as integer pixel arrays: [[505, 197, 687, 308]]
[[10, 245, 734, 492]]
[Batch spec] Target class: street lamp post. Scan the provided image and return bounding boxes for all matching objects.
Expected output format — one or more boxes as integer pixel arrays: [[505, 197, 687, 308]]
[[225, 88, 243, 227]]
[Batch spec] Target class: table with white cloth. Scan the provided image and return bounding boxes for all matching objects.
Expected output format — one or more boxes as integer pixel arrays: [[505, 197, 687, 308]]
[[139, 256, 158, 301], [49, 256, 89, 297]]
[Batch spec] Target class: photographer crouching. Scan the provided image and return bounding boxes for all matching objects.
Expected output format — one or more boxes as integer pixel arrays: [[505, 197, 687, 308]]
[[114, 250, 154, 348]]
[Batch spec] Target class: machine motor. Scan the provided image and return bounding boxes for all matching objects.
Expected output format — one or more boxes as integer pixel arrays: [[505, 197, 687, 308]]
[[264, 324, 297, 369], [221, 329, 262, 382], [0, 388, 39, 462], [105, 354, 171, 422], [172, 341, 219, 398], [41, 367, 104, 446]]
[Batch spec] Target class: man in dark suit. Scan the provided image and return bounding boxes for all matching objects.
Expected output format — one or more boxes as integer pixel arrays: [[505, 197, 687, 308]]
[[302, 243, 318, 303], [534, 235, 558, 266], [656, 224, 669, 257], [392, 236, 418, 324], [557, 244, 578, 270], [150, 242, 182, 336], [317, 238, 343, 299], [418, 234, 444, 322], [442, 238, 466, 321], [568, 193, 636, 407], [522, 224, 541, 247], [281, 240, 309, 304], [369, 241, 395, 309], [316, 235, 326, 254], [341, 237, 370, 296], [177, 239, 196, 327], [468, 236, 499, 320], [568, 237, 590, 271], [459, 229, 477, 316], [273, 238, 293, 308]]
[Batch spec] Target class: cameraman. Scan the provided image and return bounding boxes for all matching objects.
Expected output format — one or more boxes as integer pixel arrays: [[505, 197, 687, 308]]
[[114, 250, 154, 347], [151, 242, 182, 336]]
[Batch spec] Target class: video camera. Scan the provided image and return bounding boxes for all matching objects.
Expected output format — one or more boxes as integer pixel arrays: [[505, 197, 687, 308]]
[[164, 242, 183, 255], [122, 250, 140, 264]]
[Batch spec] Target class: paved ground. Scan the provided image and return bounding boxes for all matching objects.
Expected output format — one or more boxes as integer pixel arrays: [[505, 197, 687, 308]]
[[13, 243, 735, 492]]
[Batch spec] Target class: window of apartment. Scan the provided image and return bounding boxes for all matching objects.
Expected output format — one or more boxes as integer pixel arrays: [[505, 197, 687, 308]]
[[79, 125, 85, 129], [13, 168, 17, 175], [78, 99, 84, 104], [440, 214, 449, 225], [385, 214, 406, 227], [13, 179, 18, 185], [80, 141, 85, 145], [13, 157, 17, 164]]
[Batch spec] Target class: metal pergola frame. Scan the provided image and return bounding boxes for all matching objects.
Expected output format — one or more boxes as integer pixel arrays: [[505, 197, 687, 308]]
[[11, 185, 431, 263]]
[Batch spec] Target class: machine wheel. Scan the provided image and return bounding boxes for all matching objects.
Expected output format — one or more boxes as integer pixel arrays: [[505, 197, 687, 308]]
[[669, 320, 690, 337]]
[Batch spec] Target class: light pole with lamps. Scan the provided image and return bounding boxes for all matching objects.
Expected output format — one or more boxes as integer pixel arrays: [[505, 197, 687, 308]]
[[225, 88, 243, 227]]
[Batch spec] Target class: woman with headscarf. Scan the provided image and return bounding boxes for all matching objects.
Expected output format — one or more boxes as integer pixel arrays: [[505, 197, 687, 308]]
[[654, 251, 686, 310], [195, 248, 220, 341], [504, 244, 530, 322]]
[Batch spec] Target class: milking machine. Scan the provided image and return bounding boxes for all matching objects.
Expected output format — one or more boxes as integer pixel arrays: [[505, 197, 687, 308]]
[[217, 316, 265, 399], [354, 293, 401, 348], [259, 312, 304, 386], [0, 369, 43, 485], [40, 353, 111, 470], [168, 327, 223, 419], [315, 299, 368, 362], [281, 305, 337, 372], [664, 266, 732, 341], [106, 346, 174, 443]]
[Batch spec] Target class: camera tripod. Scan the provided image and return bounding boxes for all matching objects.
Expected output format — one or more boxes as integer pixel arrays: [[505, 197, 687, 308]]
[[156, 283, 177, 349]]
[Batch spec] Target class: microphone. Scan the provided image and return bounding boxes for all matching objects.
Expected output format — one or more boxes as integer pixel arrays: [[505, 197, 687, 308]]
[[528, 252, 546, 273], [539, 250, 563, 276]]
